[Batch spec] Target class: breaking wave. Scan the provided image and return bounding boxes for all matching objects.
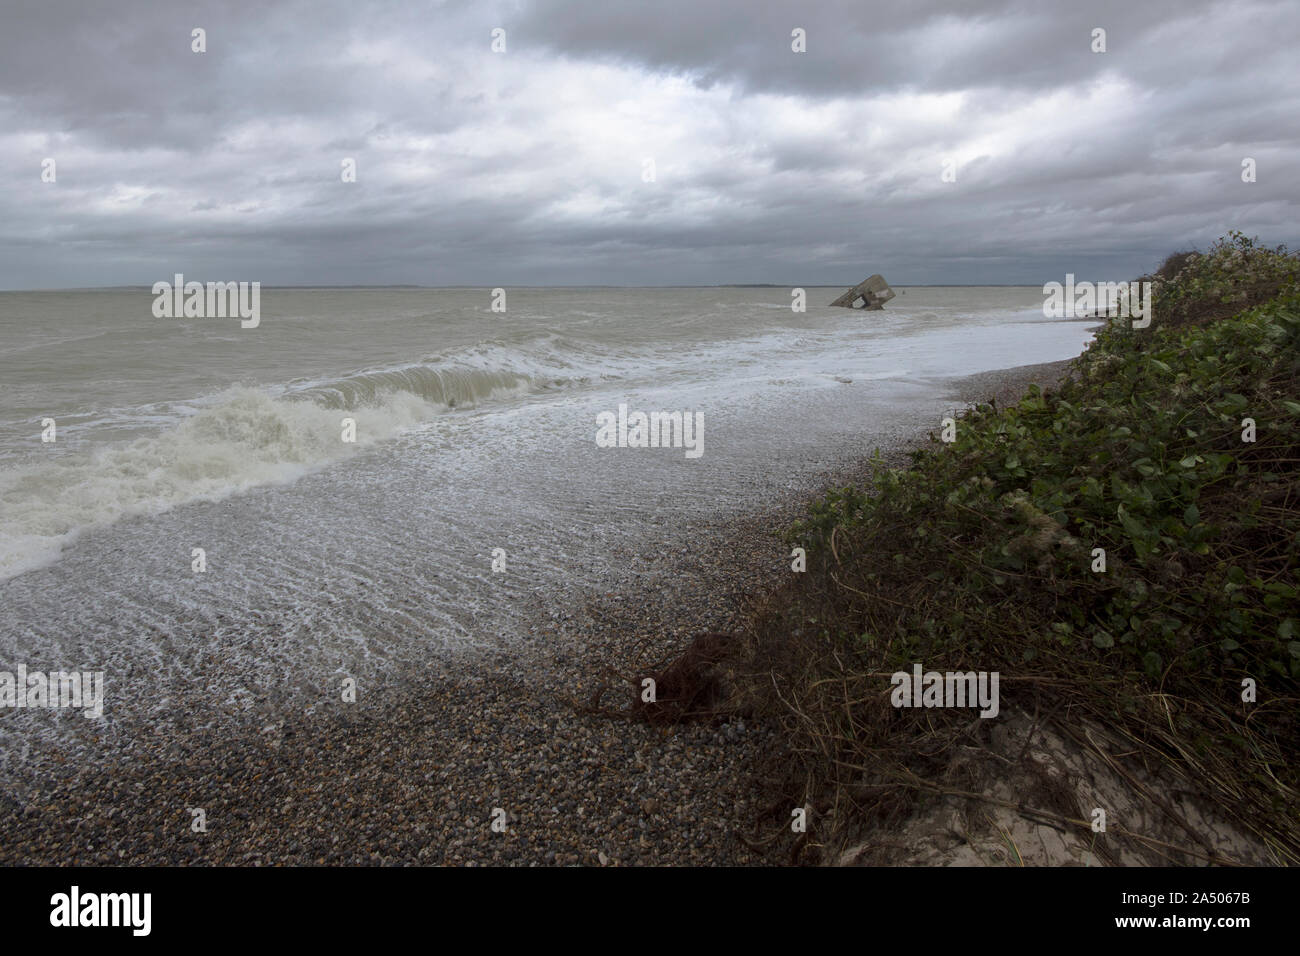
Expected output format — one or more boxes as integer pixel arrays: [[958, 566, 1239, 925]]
[[287, 333, 615, 409], [0, 334, 628, 581]]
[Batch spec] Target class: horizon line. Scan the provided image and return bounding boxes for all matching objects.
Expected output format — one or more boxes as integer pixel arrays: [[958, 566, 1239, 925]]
[[0, 282, 1046, 293]]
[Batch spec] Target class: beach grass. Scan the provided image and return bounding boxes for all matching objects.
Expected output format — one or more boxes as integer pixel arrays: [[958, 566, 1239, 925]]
[[728, 233, 1300, 863]]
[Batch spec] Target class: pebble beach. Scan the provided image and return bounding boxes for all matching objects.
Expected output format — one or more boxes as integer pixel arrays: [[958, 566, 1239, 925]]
[[0, 360, 1073, 866]]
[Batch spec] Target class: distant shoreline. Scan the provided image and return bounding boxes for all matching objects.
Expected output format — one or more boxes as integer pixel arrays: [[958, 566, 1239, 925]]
[[0, 283, 1048, 293]]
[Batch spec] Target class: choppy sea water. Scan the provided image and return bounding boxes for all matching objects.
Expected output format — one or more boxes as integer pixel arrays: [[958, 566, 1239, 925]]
[[0, 286, 1095, 771]]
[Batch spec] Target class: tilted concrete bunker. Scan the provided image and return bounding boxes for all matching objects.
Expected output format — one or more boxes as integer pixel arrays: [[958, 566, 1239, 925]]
[[829, 274, 895, 310]]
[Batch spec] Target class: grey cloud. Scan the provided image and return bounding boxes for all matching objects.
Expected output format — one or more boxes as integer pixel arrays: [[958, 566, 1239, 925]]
[[0, 0, 1296, 289], [513, 0, 1232, 96]]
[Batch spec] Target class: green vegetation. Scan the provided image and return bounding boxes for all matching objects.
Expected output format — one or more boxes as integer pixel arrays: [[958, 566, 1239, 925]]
[[745, 233, 1300, 863]]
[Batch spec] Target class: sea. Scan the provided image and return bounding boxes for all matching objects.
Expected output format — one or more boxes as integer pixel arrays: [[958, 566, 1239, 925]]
[[0, 286, 1095, 774]]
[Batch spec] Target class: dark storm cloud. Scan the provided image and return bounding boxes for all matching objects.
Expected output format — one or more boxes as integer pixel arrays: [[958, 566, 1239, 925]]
[[514, 0, 1240, 96], [0, 0, 1296, 288]]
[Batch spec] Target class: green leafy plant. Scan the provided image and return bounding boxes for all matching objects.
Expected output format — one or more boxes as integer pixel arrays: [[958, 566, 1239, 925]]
[[748, 236, 1300, 862]]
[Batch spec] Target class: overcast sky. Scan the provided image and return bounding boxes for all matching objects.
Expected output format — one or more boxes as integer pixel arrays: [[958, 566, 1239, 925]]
[[2, 0, 1297, 288]]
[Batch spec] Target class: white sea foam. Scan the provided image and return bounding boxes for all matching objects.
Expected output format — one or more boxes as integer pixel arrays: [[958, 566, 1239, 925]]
[[0, 286, 1098, 772], [0, 386, 437, 580], [0, 289, 1094, 582]]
